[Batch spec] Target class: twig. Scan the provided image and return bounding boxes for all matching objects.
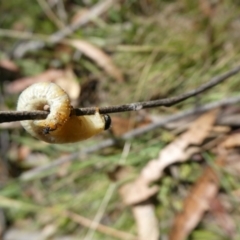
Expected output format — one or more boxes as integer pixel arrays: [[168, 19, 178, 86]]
[[1, 65, 240, 123], [64, 211, 137, 240], [13, 0, 116, 58], [20, 94, 240, 181], [55, 0, 68, 23], [0, 29, 49, 41], [36, 0, 65, 29]]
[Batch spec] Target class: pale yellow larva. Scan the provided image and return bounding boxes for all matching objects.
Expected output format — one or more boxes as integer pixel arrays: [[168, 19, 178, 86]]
[[17, 82, 111, 143]]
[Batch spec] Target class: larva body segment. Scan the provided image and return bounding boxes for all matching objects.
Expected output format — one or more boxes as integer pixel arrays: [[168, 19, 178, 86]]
[[17, 82, 110, 143], [49, 114, 107, 143]]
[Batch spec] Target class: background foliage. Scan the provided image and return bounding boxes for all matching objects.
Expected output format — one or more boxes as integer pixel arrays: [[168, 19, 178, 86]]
[[1, 0, 240, 239]]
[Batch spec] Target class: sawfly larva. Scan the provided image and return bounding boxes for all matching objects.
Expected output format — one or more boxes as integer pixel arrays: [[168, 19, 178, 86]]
[[17, 82, 111, 143]]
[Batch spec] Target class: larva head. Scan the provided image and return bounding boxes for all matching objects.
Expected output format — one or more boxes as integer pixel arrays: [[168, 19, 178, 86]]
[[103, 114, 111, 130]]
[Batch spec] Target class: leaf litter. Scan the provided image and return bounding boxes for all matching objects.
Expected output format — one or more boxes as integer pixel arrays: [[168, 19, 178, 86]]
[[110, 109, 233, 239], [108, 107, 240, 239], [1, 1, 240, 240], [68, 39, 124, 83]]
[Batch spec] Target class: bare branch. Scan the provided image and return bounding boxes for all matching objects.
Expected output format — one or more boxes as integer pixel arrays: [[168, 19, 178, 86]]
[[0, 111, 47, 123], [1, 65, 240, 123]]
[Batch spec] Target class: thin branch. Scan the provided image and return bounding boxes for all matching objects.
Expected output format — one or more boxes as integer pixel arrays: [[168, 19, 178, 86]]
[[20, 94, 240, 181], [64, 211, 137, 240], [0, 29, 50, 41], [1, 65, 240, 123], [13, 0, 116, 58]]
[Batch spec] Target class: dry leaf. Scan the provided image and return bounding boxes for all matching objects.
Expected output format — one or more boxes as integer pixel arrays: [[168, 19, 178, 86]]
[[132, 203, 160, 240], [110, 166, 159, 240], [169, 149, 238, 240], [116, 111, 218, 240], [121, 110, 218, 205], [211, 125, 231, 133], [220, 133, 240, 149], [68, 39, 124, 82], [0, 59, 19, 72], [209, 197, 236, 238], [6, 69, 80, 103], [119, 179, 159, 205], [188, 109, 218, 145], [169, 166, 219, 240], [52, 69, 80, 105], [6, 69, 64, 93]]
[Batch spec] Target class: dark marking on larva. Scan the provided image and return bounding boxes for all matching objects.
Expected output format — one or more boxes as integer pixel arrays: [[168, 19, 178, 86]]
[[43, 126, 57, 135], [43, 127, 51, 135]]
